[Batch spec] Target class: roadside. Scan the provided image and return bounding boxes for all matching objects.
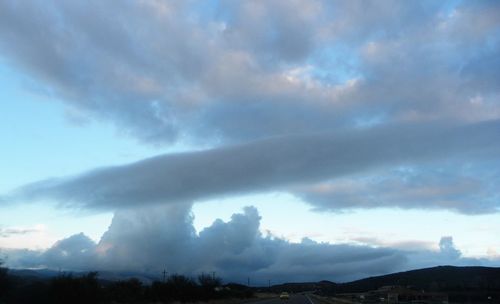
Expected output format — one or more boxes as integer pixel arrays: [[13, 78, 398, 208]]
[[309, 294, 359, 304], [177, 292, 278, 304]]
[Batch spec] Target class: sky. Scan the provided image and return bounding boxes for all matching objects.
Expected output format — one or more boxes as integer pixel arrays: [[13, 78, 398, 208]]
[[0, 0, 499, 284]]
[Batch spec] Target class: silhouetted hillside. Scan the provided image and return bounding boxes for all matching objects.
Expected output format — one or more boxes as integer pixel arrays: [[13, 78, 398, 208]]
[[331, 266, 500, 294], [2, 265, 500, 303], [0, 268, 254, 304], [271, 280, 337, 293], [266, 266, 500, 295]]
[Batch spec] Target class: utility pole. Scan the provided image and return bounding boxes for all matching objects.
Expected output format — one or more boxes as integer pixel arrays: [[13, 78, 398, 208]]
[[212, 271, 216, 280], [268, 279, 271, 289], [247, 277, 250, 287], [162, 269, 168, 282]]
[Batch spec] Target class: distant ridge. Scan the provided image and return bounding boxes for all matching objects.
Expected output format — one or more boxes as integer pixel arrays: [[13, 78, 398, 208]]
[[268, 266, 500, 294], [335, 265, 500, 293], [8, 265, 500, 292], [8, 268, 159, 284]]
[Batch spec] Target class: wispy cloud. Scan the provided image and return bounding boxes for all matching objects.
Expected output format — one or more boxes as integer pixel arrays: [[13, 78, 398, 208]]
[[0, 226, 41, 238]]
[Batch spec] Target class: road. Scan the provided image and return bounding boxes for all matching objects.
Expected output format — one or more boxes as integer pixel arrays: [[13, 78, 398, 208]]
[[245, 294, 321, 304]]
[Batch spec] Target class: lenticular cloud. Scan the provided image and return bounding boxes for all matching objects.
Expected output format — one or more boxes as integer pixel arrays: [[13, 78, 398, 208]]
[[11, 120, 500, 213]]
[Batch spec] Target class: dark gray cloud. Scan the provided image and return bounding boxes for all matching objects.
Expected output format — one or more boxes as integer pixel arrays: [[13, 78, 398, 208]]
[[10, 120, 500, 213], [3, 205, 495, 283], [0, 1, 498, 144]]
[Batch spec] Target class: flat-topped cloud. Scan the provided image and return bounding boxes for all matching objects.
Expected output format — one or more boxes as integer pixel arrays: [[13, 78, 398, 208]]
[[10, 120, 500, 214]]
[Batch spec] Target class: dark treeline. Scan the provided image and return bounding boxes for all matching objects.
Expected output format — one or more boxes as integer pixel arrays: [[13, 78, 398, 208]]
[[0, 262, 253, 303]]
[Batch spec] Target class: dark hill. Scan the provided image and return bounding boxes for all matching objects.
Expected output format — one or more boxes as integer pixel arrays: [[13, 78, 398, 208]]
[[333, 266, 500, 294], [270, 280, 337, 293]]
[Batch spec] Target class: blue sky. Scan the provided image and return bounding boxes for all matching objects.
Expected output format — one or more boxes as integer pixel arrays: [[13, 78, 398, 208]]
[[1, 0, 499, 283]]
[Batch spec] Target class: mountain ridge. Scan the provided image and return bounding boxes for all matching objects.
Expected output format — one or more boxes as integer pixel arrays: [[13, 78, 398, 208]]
[[269, 265, 500, 294], [7, 265, 500, 292]]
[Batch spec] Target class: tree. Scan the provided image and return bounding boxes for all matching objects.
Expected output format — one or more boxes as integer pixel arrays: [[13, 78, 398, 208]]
[[0, 259, 10, 299], [106, 278, 143, 303], [198, 273, 222, 288], [167, 274, 198, 302], [50, 272, 101, 304], [198, 273, 223, 300]]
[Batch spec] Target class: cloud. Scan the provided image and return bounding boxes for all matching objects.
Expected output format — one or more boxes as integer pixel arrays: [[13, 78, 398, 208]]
[[352, 237, 435, 251], [0, 1, 498, 144], [295, 162, 500, 214], [439, 236, 461, 260], [1, 0, 499, 281], [1, 1, 498, 215], [94, 202, 196, 273], [0, 224, 57, 250], [0, 227, 40, 238], [2, 206, 497, 283], [42, 233, 96, 270], [9, 120, 500, 213]]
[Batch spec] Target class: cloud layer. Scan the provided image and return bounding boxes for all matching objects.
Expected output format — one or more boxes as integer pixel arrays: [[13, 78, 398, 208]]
[[1, 0, 499, 278], [3, 205, 495, 283], [1, 0, 498, 215], [0, 1, 499, 144], [295, 161, 500, 214], [10, 120, 500, 214]]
